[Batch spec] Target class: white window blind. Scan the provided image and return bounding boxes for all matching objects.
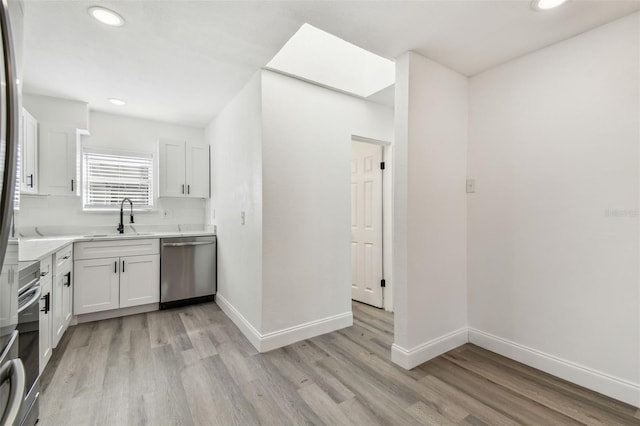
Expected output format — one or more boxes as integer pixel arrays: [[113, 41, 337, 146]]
[[83, 150, 153, 210]]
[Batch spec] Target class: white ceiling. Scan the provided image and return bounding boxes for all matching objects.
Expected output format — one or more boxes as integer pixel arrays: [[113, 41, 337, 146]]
[[23, 0, 640, 128]]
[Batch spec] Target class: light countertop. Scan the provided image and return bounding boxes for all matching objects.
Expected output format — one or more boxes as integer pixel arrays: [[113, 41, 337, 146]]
[[20, 230, 216, 261]]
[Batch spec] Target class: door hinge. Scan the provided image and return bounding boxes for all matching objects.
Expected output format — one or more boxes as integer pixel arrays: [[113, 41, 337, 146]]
[[381, 279, 386, 288], [380, 162, 385, 170]]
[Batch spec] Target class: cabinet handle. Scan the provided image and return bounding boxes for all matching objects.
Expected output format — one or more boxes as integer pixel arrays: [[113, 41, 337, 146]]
[[71, 179, 74, 192], [122, 260, 125, 273], [187, 184, 190, 194], [64, 271, 71, 287], [40, 293, 50, 314], [181, 184, 185, 194], [114, 261, 117, 274], [28, 174, 33, 188]]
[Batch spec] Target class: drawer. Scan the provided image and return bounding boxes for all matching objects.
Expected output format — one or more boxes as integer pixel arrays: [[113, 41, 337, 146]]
[[74, 238, 159, 260], [39, 255, 53, 286], [54, 244, 73, 273]]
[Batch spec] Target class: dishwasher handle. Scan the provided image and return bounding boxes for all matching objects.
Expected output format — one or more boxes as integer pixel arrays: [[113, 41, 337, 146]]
[[162, 241, 214, 247]]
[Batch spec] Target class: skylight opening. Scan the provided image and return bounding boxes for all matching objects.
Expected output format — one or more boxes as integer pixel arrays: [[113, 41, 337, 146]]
[[266, 24, 395, 98]]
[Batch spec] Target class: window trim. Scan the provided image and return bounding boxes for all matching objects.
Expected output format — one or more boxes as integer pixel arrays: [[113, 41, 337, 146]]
[[82, 146, 156, 212]]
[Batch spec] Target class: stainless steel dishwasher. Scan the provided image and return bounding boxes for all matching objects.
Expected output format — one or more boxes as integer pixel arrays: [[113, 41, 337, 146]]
[[160, 236, 216, 309]]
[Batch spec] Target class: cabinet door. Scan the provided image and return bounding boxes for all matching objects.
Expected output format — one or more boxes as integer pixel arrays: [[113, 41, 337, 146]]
[[21, 108, 38, 194], [119, 254, 159, 308], [62, 268, 73, 327], [52, 268, 68, 348], [185, 142, 209, 198], [158, 139, 186, 197], [39, 277, 52, 374], [39, 123, 78, 196], [74, 257, 119, 315]]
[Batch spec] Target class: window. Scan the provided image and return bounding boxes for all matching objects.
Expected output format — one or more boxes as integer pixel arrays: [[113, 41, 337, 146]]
[[82, 149, 154, 211]]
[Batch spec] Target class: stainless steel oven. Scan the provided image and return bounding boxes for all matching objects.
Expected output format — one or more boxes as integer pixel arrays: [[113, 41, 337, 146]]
[[17, 261, 39, 426]]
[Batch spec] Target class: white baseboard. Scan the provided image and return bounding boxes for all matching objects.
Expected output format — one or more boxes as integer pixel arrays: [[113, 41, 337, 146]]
[[469, 328, 640, 408], [260, 311, 353, 352], [216, 294, 353, 353], [215, 294, 263, 351], [391, 327, 469, 370], [75, 303, 158, 324]]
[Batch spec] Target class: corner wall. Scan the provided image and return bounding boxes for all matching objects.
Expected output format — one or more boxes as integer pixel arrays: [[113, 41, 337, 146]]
[[467, 13, 640, 406], [392, 52, 469, 368], [206, 72, 264, 344], [259, 70, 394, 349]]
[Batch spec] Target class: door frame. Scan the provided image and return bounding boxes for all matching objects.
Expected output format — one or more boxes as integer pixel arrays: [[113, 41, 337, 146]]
[[351, 135, 393, 312]]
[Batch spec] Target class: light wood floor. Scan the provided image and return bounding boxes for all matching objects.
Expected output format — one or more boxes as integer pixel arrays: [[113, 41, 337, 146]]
[[39, 301, 639, 425]]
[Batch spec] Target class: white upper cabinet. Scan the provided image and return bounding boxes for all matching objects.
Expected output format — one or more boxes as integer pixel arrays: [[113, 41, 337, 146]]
[[159, 139, 186, 197], [38, 123, 81, 196], [185, 143, 210, 198], [159, 138, 209, 198], [20, 108, 39, 194]]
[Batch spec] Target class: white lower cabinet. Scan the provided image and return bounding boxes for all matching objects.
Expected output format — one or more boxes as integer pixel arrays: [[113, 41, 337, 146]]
[[119, 255, 160, 308], [52, 244, 73, 348], [38, 266, 52, 374], [74, 257, 120, 315], [74, 239, 160, 315]]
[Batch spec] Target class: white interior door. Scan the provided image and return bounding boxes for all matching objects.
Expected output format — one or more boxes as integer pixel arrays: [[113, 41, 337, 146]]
[[351, 140, 383, 308]]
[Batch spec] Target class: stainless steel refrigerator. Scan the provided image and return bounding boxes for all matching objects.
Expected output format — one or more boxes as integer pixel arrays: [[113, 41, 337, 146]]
[[0, 0, 23, 424]]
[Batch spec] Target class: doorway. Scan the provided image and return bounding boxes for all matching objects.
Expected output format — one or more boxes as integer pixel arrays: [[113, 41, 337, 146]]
[[351, 138, 391, 310]]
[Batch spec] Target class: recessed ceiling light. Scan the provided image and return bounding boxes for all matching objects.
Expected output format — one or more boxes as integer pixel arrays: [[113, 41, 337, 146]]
[[108, 98, 126, 106], [88, 6, 125, 27], [531, 0, 568, 11]]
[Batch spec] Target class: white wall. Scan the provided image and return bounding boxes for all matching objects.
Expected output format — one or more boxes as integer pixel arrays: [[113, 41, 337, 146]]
[[19, 110, 207, 231], [206, 72, 264, 338], [23, 93, 89, 130], [260, 70, 394, 341], [392, 52, 468, 368], [467, 13, 639, 406]]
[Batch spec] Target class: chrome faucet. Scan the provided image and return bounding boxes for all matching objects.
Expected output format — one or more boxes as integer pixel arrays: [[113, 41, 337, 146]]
[[117, 198, 135, 234]]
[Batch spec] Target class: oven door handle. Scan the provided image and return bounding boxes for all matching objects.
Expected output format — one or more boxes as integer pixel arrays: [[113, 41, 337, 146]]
[[18, 285, 42, 314], [18, 277, 39, 296], [0, 359, 25, 426]]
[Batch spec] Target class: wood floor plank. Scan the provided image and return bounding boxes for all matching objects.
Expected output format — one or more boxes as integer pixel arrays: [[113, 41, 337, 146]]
[[338, 397, 383, 426], [423, 357, 584, 426], [419, 374, 519, 426], [38, 301, 640, 426], [329, 331, 470, 423], [270, 345, 355, 404], [298, 382, 351, 426], [251, 354, 325, 425], [406, 401, 459, 426], [149, 344, 195, 425], [444, 347, 637, 426], [240, 379, 293, 426], [216, 341, 258, 386], [464, 344, 640, 420], [315, 354, 422, 425], [182, 354, 260, 426], [128, 327, 155, 397]]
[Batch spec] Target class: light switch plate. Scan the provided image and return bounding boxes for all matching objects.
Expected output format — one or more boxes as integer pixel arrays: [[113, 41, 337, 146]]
[[466, 179, 476, 193]]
